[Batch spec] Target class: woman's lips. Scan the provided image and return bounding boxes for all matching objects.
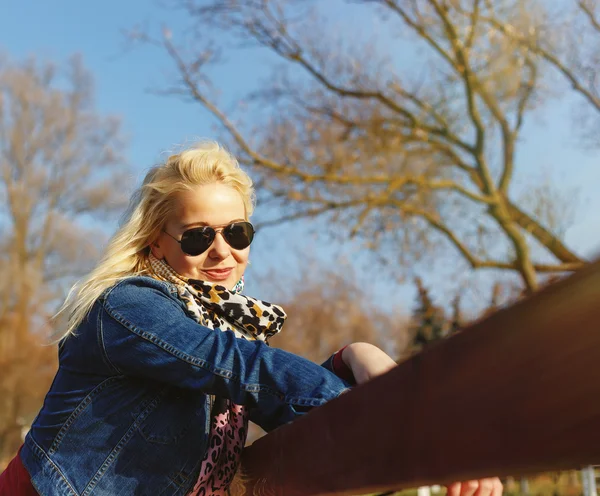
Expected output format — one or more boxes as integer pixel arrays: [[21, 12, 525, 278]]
[[202, 268, 233, 281]]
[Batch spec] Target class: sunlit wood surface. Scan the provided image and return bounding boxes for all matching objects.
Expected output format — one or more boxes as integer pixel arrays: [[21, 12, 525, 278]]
[[233, 258, 600, 496]]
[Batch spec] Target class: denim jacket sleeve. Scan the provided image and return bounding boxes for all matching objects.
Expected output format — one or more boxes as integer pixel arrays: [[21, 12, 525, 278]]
[[100, 277, 350, 432]]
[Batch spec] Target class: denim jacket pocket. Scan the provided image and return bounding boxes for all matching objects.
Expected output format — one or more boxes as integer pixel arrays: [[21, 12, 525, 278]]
[[136, 387, 207, 445], [48, 376, 124, 456]]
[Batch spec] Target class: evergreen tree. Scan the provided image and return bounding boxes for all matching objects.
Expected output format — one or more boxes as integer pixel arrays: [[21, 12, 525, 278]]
[[449, 294, 464, 336], [410, 278, 447, 352]]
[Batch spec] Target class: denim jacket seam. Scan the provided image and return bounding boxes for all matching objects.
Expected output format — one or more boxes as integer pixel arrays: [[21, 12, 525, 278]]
[[104, 295, 227, 382], [102, 300, 307, 404], [26, 434, 79, 496], [237, 382, 284, 397], [285, 396, 327, 406], [167, 473, 191, 490], [106, 275, 177, 295], [167, 461, 199, 490], [48, 376, 124, 455], [97, 302, 122, 375], [81, 390, 165, 496]]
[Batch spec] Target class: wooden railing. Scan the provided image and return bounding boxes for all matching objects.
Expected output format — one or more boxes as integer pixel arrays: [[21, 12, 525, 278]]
[[233, 258, 600, 496]]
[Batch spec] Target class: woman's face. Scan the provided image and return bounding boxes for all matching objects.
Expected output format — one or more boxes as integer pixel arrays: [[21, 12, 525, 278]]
[[152, 183, 250, 290]]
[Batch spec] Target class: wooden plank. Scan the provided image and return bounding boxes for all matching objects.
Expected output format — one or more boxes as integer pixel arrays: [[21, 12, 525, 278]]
[[234, 258, 600, 496]]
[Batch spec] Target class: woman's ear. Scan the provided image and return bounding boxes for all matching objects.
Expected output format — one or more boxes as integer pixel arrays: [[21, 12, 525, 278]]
[[150, 236, 164, 259]]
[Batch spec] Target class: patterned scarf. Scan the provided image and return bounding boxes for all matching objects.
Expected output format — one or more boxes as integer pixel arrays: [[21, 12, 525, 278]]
[[146, 253, 287, 495], [146, 253, 286, 341]]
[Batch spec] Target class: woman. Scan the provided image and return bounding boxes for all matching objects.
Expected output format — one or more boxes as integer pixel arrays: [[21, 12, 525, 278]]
[[0, 142, 501, 496]]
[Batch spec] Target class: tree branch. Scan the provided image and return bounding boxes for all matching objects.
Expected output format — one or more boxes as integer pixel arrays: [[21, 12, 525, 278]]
[[387, 200, 582, 274], [480, 14, 600, 113], [465, 0, 482, 50], [429, 0, 517, 198], [579, 0, 600, 32], [507, 201, 586, 264]]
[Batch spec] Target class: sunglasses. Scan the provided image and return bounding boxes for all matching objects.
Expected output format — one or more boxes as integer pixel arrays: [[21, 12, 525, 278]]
[[163, 221, 255, 256]]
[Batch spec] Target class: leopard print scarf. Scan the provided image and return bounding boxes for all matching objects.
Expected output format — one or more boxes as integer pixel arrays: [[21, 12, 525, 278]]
[[146, 253, 286, 341], [146, 253, 287, 495]]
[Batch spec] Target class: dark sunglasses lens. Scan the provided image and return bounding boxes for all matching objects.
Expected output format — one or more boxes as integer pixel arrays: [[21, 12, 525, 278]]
[[180, 228, 215, 256], [224, 222, 254, 250]]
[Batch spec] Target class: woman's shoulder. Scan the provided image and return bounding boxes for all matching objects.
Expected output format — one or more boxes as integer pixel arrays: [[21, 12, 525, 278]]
[[101, 275, 180, 307]]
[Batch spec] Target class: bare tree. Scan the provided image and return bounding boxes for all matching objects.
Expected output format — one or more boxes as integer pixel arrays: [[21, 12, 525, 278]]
[[0, 54, 129, 465], [142, 0, 599, 293]]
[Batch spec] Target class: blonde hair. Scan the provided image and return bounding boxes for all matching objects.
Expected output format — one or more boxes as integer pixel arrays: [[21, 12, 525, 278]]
[[56, 141, 255, 339]]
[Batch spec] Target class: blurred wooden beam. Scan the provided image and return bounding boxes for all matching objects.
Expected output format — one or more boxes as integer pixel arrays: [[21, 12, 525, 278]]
[[235, 258, 600, 496]]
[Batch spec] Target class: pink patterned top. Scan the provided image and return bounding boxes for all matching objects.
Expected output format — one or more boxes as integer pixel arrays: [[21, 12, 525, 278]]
[[187, 398, 248, 496]]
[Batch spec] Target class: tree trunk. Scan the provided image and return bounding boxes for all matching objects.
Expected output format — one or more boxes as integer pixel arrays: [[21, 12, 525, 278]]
[[582, 466, 597, 496], [519, 477, 530, 495]]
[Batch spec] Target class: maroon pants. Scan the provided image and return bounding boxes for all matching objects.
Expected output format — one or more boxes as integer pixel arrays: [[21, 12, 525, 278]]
[[0, 447, 38, 495]]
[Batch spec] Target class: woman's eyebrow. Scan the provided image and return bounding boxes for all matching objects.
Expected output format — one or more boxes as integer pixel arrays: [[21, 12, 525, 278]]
[[180, 218, 246, 229]]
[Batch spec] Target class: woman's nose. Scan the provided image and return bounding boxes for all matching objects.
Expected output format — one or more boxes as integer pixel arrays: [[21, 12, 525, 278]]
[[208, 231, 230, 259]]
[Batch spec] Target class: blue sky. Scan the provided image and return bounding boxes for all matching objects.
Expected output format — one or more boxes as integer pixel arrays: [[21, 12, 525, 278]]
[[1, 0, 598, 316]]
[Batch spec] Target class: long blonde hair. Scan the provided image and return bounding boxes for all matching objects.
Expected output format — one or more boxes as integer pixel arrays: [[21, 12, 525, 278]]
[[56, 141, 255, 339]]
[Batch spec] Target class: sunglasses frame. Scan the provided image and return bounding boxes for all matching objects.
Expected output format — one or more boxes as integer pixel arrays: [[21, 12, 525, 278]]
[[163, 221, 255, 256]]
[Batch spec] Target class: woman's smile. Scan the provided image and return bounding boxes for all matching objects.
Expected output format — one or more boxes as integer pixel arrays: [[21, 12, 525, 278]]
[[201, 267, 234, 281]]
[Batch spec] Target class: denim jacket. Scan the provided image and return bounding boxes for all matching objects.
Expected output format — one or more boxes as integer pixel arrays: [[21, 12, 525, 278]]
[[21, 276, 350, 495]]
